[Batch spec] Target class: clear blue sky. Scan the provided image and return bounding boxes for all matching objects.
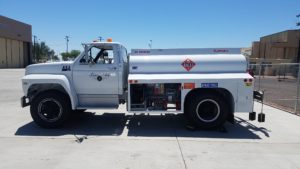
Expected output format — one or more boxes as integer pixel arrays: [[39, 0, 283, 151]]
[[0, 0, 299, 54]]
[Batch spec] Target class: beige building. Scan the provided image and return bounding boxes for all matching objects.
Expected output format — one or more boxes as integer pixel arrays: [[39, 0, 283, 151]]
[[0, 15, 32, 68], [250, 30, 300, 64]]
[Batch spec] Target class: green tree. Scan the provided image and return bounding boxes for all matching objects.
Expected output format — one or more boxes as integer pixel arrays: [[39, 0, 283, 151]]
[[61, 50, 81, 61], [33, 41, 57, 62], [52, 55, 60, 61]]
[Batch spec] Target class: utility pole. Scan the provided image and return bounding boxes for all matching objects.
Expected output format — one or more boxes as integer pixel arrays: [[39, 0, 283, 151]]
[[65, 36, 70, 53], [33, 35, 37, 62], [294, 14, 300, 114], [98, 36, 103, 41], [297, 14, 300, 62]]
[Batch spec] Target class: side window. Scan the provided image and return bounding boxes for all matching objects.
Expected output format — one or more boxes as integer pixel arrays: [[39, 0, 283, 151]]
[[80, 47, 114, 64], [103, 50, 114, 64]]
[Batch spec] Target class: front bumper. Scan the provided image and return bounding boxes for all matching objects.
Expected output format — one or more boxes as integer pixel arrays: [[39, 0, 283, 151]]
[[21, 96, 30, 108]]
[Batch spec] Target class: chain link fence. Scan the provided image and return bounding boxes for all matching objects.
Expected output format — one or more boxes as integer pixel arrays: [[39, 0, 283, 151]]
[[249, 63, 300, 114]]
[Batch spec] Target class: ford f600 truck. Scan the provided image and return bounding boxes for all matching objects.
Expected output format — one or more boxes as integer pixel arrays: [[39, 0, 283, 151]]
[[21, 40, 256, 129]]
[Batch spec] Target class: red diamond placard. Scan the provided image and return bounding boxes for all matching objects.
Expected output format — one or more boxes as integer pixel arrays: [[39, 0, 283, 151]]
[[181, 59, 196, 71]]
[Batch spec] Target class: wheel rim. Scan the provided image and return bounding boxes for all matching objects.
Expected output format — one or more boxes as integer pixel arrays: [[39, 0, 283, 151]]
[[196, 99, 220, 123], [37, 98, 63, 122]]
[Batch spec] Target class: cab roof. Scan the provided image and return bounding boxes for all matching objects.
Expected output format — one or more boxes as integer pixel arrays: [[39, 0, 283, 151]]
[[83, 41, 122, 46]]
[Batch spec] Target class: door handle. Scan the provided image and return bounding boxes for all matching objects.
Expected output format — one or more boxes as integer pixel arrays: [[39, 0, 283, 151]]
[[108, 67, 117, 70]]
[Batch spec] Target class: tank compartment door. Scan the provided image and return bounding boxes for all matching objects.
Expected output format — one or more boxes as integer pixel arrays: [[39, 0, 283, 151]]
[[130, 83, 181, 111]]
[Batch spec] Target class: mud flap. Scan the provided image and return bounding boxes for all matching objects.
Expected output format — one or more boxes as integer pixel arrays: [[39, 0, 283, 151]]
[[249, 111, 256, 121]]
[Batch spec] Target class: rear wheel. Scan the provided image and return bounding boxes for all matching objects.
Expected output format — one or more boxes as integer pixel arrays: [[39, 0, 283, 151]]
[[30, 91, 71, 128], [73, 109, 86, 114], [185, 93, 229, 129]]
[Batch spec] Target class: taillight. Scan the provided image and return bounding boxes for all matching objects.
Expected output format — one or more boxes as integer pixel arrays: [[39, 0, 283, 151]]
[[244, 79, 253, 82], [128, 80, 138, 84], [244, 78, 253, 86]]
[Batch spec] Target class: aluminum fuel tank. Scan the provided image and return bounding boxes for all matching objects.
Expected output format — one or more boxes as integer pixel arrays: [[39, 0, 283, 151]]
[[129, 49, 247, 74]]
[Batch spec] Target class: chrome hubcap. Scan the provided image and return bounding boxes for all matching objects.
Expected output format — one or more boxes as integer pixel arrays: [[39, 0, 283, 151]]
[[196, 99, 220, 122], [37, 98, 63, 122]]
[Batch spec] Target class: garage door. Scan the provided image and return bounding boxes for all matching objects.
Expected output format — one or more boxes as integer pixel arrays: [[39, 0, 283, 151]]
[[0, 38, 6, 68], [12, 40, 20, 68], [19, 41, 24, 67], [6, 39, 12, 67]]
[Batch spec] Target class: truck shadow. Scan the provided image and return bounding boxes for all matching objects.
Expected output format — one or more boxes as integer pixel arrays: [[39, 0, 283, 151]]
[[15, 111, 269, 139]]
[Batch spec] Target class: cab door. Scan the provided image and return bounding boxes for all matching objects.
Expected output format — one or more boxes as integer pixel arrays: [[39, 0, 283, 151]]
[[72, 45, 119, 108]]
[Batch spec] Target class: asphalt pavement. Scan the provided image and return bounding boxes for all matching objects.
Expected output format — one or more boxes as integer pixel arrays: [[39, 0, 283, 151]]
[[0, 69, 300, 169]]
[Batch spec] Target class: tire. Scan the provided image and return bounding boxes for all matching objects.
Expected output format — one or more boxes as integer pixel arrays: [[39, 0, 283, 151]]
[[185, 93, 229, 129], [73, 109, 86, 114], [30, 91, 71, 128]]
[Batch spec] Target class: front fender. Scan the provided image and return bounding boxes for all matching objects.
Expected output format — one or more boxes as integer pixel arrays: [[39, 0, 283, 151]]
[[22, 74, 78, 109]]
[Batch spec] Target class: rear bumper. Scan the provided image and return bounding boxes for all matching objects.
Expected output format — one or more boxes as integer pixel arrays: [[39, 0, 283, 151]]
[[21, 96, 30, 108]]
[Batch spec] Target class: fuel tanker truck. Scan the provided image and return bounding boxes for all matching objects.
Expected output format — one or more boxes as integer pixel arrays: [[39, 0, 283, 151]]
[[21, 39, 261, 129]]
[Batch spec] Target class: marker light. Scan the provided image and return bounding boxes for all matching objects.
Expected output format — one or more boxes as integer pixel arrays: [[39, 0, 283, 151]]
[[183, 83, 195, 89], [107, 38, 113, 42]]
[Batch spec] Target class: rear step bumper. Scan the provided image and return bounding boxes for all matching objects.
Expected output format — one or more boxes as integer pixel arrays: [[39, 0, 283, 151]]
[[249, 90, 265, 122]]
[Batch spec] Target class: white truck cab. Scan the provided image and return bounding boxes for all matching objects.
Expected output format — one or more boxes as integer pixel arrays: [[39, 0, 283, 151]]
[[21, 40, 258, 129]]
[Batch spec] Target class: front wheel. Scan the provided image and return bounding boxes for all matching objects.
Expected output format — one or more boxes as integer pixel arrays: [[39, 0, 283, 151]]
[[185, 93, 229, 129], [30, 91, 71, 128]]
